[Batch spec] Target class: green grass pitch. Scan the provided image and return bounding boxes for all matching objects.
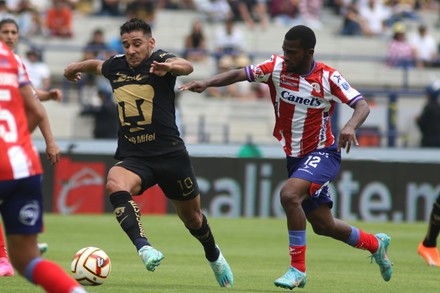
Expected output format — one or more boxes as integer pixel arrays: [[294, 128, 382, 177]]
[[0, 214, 438, 293]]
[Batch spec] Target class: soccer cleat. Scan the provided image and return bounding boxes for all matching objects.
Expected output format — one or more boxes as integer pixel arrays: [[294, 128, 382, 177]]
[[209, 246, 233, 288], [138, 245, 164, 272], [0, 257, 14, 277], [38, 243, 48, 255], [418, 242, 440, 266], [371, 233, 393, 281], [274, 266, 307, 290]]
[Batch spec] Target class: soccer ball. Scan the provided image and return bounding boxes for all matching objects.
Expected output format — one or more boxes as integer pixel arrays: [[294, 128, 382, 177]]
[[70, 247, 111, 286]]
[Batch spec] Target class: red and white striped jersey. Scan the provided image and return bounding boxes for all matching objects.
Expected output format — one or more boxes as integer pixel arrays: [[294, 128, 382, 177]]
[[0, 42, 42, 180], [14, 53, 33, 88], [245, 54, 363, 157]]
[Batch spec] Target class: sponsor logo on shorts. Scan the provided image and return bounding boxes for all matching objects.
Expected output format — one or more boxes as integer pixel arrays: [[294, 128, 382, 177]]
[[19, 200, 39, 226]]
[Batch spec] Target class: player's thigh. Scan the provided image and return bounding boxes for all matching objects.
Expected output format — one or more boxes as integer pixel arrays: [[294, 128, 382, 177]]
[[107, 165, 143, 195], [0, 176, 43, 236], [280, 177, 311, 201], [156, 151, 200, 201]]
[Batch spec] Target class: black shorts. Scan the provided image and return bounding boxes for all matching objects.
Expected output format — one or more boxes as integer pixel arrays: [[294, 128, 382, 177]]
[[116, 150, 199, 201]]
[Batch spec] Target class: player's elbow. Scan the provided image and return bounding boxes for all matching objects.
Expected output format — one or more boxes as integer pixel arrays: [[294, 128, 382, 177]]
[[185, 63, 194, 75], [357, 99, 370, 114]]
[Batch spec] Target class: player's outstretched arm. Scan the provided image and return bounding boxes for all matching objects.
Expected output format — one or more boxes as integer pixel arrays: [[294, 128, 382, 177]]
[[64, 59, 104, 82], [179, 68, 247, 93], [150, 57, 194, 77], [36, 88, 63, 102]]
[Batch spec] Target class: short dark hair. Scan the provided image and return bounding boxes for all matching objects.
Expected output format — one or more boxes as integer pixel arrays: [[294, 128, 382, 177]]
[[285, 25, 316, 49], [120, 18, 152, 37], [0, 18, 19, 31]]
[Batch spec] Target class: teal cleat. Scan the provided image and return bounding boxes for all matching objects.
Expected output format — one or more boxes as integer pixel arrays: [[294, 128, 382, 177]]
[[371, 233, 393, 281], [38, 243, 48, 255], [274, 266, 307, 290], [138, 245, 164, 272], [209, 246, 233, 288]]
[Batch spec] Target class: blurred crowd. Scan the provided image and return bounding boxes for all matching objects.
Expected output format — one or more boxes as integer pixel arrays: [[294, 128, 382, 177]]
[[2, 0, 438, 69]]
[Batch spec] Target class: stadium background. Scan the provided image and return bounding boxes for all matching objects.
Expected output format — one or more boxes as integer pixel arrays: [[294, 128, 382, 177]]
[[22, 2, 440, 221]]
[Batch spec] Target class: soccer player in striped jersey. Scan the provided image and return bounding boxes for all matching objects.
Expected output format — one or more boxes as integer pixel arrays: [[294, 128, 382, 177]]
[[0, 40, 87, 292], [0, 18, 61, 166], [180, 25, 393, 289], [0, 18, 61, 276]]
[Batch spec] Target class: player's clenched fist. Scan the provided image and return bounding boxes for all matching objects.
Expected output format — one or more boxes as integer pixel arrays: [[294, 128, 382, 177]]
[[64, 63, 82, 82]]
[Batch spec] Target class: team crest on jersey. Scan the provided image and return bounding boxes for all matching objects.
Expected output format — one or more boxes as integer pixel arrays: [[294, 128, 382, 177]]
[[311, 82, 321, 93], [309, 81, 323, 98], [254, 67, 264, 80]]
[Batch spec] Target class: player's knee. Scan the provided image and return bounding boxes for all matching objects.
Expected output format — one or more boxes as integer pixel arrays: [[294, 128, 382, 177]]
[[106, 178, 134, 195], [280, 189, 302, 208], [182, 211, 203, 230], [105, 180, 120, 194]]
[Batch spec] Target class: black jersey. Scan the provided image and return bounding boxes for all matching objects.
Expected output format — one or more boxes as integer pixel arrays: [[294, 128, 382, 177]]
[[101, 50, 185, 159]]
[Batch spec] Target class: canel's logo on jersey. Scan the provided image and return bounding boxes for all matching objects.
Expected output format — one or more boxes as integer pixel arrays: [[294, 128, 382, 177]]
[[280, 91, 322, 106]]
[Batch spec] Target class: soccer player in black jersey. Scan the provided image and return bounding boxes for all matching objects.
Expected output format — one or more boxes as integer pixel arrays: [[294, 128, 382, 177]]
[[64, 18, 233, 288]]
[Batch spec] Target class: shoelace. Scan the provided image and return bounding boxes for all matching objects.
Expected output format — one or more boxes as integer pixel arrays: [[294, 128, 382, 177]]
[[211, 258, 225, 272]]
